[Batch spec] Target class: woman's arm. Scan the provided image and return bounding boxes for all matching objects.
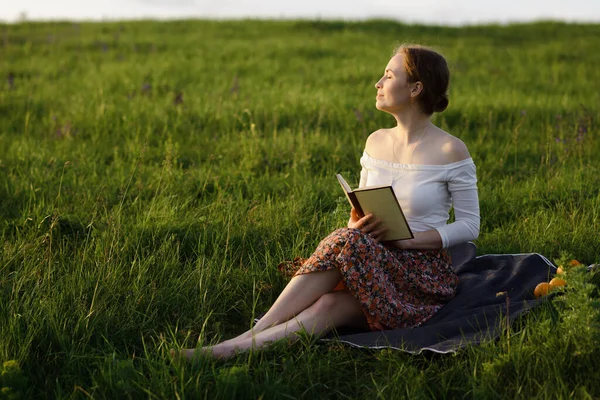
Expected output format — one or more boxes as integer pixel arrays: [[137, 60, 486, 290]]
[[392, 141, 479, 251], [393, 167, 479, 251], [389, 229, 443, 250]]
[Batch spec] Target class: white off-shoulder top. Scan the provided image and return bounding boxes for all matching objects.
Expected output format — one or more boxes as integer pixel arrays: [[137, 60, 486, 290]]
[[359, 151, 480, 249]]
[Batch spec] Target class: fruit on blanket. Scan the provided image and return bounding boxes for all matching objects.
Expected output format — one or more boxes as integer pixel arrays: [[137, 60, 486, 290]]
[[534, 282, 551, 298], [549, 277, 567, 288], [556, 265, 564, 274], [534, 277, 567, 298]]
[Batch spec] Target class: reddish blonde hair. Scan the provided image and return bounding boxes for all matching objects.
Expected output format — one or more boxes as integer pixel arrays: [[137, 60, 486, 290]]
[[395, 44, 450, 115]]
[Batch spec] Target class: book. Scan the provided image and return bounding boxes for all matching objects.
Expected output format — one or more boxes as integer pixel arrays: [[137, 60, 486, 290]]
[[336, 174, 414, 242]]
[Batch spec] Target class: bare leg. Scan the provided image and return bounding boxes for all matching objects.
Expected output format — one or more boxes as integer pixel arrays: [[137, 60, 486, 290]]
[[219, 268, 343, 345], [182, 291, 368, 360]]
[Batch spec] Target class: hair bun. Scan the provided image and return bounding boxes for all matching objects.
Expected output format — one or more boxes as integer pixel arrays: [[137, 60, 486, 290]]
[[434, 94, 449, 113]]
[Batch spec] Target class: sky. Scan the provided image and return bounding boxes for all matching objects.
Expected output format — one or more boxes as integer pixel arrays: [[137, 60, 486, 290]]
[[1, 0, 599, 25]]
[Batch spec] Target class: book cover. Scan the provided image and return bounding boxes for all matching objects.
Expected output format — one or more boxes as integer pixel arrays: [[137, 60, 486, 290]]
[[336, 174, 414, 242]]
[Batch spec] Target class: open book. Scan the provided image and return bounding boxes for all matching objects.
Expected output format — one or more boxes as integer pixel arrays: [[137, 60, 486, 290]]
[[336, 174, 414, 242]]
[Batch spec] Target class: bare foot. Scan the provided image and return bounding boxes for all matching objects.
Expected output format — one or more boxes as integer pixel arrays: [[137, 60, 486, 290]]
[[170, 344, 236, 361], [169, 348, 191, 362]]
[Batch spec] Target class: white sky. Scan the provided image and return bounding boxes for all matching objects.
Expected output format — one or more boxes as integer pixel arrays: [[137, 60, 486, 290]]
[[1, 0, 599, 25]]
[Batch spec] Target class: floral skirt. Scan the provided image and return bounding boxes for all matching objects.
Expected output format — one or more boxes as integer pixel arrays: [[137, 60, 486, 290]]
[[292, 227, 459, 331]]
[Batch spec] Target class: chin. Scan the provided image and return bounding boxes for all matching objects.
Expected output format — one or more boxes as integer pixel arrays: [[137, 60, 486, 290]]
[[375, 103, 390, 112]]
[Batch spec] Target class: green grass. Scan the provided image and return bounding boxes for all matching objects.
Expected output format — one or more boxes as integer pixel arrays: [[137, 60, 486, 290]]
[[1, 18, 599, 398]]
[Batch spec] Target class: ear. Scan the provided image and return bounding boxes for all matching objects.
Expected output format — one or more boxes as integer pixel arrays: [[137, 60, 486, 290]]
[[410, 81, 423, 98]]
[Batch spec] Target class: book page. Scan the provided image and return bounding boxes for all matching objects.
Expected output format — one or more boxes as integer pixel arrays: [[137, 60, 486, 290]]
[[336, 174, 352, 193], [336, 174, 361, 214]]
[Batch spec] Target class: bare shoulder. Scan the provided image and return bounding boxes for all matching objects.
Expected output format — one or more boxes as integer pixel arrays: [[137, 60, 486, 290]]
[[364, 128, 392, 155], [438, 132, 471, 163]]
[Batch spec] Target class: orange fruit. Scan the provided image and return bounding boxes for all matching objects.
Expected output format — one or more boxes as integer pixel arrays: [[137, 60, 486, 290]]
[[534, 282, 551, 298], [569, 259, 581, 266], [556, 266, 564, 274], [549, 277, 567, 288]]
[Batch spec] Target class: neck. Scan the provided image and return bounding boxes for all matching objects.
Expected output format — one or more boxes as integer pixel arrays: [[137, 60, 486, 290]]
[[390, 108, 431, 142]]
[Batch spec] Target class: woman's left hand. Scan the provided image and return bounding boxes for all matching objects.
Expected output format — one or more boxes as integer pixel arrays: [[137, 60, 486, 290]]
[[348, 208, 388, 242]]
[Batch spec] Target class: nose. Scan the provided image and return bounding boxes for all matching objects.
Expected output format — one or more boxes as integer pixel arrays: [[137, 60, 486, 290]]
[[375, 77, 383, 89]]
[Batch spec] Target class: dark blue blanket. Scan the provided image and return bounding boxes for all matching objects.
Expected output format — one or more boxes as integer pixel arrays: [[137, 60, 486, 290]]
[[319, 253, 557, 354]]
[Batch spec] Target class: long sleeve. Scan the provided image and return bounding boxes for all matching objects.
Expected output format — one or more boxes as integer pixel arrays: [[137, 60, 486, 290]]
[[435, 162, 480, 248]]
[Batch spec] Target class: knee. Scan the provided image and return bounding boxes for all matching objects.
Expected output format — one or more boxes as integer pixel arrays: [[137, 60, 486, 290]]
[[311, 293, 338, 315]]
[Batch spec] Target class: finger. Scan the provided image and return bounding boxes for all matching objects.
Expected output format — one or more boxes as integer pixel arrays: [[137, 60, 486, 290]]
[[356, 214, 373, 228], [364, 222, 385, 234], [370, 227, 388, 240], [363, 218, 382, 232], [370, 223, 387, 234]]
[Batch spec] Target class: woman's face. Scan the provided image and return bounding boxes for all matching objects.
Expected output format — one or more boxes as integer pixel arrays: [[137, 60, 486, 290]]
[[374, 53, 417, 114]]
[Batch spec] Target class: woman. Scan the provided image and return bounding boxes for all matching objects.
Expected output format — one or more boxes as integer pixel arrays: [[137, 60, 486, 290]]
[[180, 44, 480, 360]]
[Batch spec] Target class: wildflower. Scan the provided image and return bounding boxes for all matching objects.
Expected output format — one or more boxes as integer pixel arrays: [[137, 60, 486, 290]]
[[56, 122, 72, 138]]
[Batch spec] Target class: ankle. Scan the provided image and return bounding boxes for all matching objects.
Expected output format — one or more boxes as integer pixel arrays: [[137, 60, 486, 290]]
[[239, 330, 255, 340]]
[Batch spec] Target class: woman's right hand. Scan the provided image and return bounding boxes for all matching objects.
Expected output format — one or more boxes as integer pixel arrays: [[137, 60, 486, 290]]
[[347, 208, 387, 242]]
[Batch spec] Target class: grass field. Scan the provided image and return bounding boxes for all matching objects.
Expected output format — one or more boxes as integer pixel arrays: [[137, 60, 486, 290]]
[[1, 19, 599, 398]]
